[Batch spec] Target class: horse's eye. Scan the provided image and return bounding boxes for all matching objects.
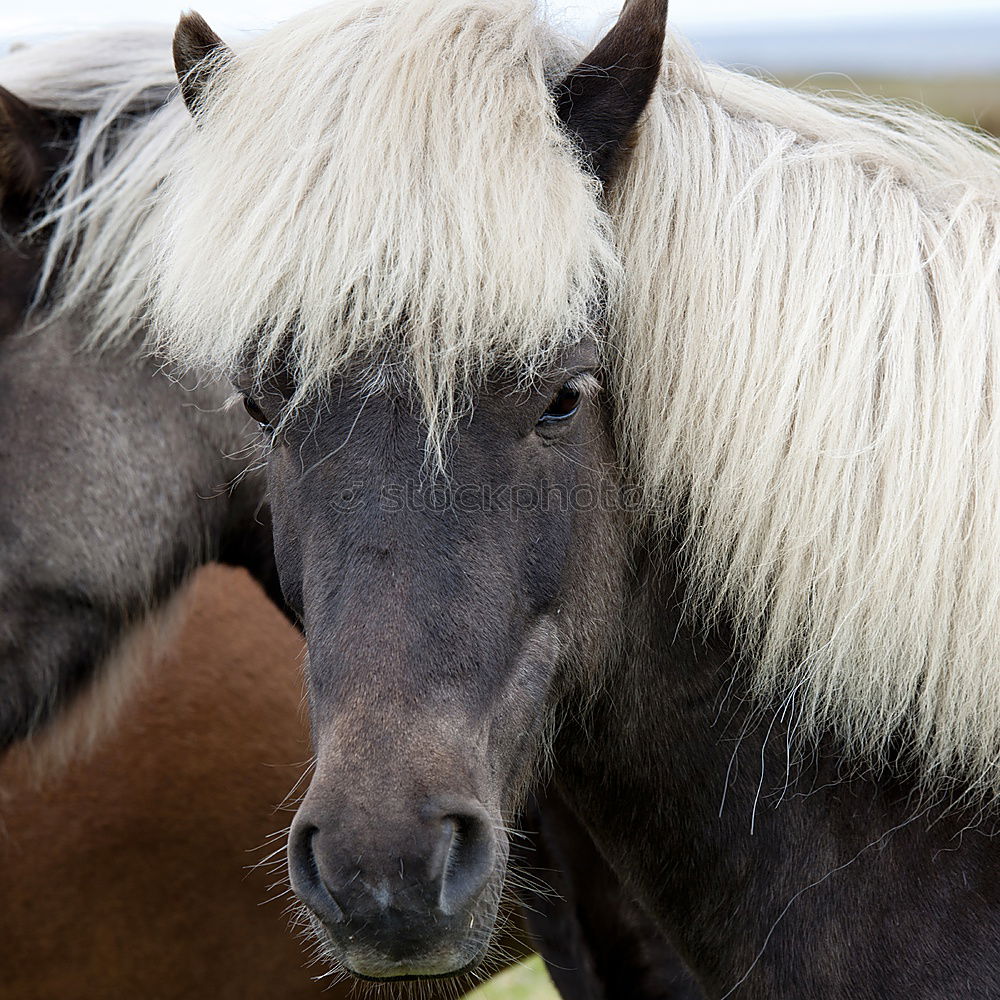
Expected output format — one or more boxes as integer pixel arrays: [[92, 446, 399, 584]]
[[242, 394, 272, 431], [539, 383, 581, 424]]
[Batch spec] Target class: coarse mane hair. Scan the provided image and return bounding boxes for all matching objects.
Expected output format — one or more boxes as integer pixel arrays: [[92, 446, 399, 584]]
[[611, 53, 1000, 789], [12, 0, 1000, 792]]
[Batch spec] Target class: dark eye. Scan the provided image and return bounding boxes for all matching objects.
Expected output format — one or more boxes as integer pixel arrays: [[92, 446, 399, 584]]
[[242, 394, 272, 431], [538, 383, 581, 424]]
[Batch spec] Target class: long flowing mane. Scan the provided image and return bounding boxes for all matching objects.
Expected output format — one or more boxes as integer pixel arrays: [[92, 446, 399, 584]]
[[612, 52, 1000, 787], [13, 0, 1000, 790]]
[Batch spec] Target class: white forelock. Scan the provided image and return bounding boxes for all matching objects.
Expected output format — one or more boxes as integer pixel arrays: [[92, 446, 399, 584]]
[[153, 0, 616, 439]]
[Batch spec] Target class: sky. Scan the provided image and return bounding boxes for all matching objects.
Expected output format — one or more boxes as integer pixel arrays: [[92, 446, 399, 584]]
[[2, 0, 998, 38]]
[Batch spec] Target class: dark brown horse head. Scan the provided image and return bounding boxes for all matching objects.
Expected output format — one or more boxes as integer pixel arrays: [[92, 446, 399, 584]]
[[172, 0, 667, 980], [254, 345, 629, 979]]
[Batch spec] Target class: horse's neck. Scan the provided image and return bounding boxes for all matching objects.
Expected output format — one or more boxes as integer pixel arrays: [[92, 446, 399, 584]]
[[553, 536, 1000, 999]]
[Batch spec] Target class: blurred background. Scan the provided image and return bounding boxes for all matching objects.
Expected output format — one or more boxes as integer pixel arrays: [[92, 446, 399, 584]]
[[3, 1, 995, 997]]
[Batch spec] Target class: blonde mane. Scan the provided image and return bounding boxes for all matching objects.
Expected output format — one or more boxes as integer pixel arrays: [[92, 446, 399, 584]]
[[153, 0, 615, 434], [12, 0, 1000, 790], [612, 51, 1000, 787]]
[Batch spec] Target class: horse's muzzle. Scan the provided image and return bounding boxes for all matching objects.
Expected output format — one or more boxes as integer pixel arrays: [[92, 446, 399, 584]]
[[288, 795, 500, 979]]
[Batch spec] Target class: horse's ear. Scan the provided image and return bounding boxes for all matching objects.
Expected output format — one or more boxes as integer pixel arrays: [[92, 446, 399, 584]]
[[173, 11, 232, 117], [0, 86, 57, 217], [555, 0, 668, 187]]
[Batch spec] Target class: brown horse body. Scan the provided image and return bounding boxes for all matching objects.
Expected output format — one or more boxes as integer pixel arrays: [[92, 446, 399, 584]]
[[0, 566, 329, 1000]]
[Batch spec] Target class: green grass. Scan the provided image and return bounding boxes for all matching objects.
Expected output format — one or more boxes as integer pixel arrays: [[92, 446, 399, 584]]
[[466, 956, 559, 1000]]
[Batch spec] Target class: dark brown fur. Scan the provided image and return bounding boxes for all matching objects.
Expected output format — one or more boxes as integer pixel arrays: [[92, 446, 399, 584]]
[[555, 0, 668, 184], [0, 86, 69, 330]]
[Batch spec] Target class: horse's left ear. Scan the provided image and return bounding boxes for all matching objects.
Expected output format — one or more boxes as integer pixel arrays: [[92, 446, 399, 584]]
[[555, 0, 668, 187], [173, 11, 232, 117]]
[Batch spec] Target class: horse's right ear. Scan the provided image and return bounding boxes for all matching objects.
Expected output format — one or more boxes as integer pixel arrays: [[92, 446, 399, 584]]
[[0, 86, 57, 218], [555, 0, 669, 187], [173, 11, 232, 117]]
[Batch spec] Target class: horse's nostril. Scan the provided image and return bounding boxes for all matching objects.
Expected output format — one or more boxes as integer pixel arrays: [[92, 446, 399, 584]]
[[288, 821, 345, 925], [437, 805, 496, 915]]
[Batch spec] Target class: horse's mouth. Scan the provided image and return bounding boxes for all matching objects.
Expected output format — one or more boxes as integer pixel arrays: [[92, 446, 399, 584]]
[[308, 908, 495, 984], [346, 953, 485, 983], [337, 940, 490, 983]]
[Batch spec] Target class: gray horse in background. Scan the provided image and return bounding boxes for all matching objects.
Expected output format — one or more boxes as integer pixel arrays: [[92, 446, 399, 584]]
[[0, 45, 281, 759]]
